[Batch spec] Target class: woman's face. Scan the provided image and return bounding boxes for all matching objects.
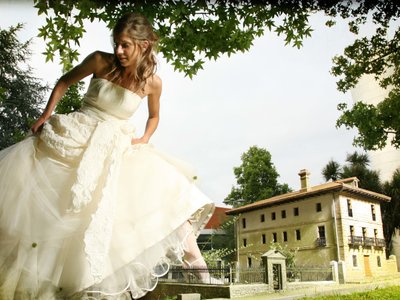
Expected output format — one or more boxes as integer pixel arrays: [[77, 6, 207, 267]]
[[113, 32, 140, 68]]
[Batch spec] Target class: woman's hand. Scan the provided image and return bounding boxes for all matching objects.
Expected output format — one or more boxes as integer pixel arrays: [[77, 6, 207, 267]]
[[31, 116, 47, 134], [131, 137, 149, 145]]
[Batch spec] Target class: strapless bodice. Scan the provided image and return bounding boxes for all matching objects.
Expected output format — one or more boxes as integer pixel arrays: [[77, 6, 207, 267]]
[[80, 78, 142, 121]]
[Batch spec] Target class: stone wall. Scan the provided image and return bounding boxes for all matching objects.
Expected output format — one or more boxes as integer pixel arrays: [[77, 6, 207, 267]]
[[141, 283, 231, 300]]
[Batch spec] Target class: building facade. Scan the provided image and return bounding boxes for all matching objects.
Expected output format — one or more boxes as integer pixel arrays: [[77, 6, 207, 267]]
[[227, 170, 398, 282]]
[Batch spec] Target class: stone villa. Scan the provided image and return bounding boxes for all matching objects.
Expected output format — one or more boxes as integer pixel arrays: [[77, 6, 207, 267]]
[[226, 170, 398, 282]]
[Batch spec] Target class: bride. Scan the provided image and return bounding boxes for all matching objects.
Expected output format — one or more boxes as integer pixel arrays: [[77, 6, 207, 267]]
[[0, 12, 214, 299]]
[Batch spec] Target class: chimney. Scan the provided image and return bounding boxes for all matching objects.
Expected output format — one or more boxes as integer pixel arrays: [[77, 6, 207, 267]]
[[298, 169, 310, 191]]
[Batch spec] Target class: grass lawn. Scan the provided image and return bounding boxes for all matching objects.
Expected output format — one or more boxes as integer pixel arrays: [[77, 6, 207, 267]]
[[300, 285, 400, 299]]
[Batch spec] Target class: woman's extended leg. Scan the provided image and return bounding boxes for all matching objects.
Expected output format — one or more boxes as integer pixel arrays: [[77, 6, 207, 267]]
[[182, 221, 210, 283]]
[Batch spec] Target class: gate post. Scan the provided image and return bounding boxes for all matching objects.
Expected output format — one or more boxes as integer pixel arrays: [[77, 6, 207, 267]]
[[338, 260, 346, 284], [330, 260, 338, 283], [261, 250, 287, 291]]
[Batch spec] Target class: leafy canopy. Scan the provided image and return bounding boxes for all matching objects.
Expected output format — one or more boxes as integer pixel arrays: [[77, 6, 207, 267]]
[[33, 0, 316, 78], [33, 0, 400, 149], [327, 1, 400, 150]]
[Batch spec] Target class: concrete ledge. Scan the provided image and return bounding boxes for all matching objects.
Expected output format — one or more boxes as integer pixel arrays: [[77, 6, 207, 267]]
[[229, 284, 271, 298], [140, 283, 272, 299], [177, 293, 201, 300], [140, 282, 231, 300], [286, 281, 337, 291]]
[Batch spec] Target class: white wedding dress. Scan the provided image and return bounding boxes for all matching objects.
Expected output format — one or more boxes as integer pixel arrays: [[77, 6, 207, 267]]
[[0, 77, 215, 299]]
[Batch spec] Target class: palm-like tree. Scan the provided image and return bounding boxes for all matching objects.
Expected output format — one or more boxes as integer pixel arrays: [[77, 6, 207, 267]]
[[345, 152, 370, 167], [342, 151, 381, 192], [322, 159, 341, 181]]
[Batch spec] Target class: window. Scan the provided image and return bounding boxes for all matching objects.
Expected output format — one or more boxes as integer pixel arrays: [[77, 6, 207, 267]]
[[281, 210, 286, 219], [347, 199, 353, 217], [296, 229, 301, 241], [362, 227, 367, 240], [248, 257, 252, 268], [242, 218, 246, 229], [294, 207, 299, 216], [271, 212, 276, 220], [283, 231, 288, 242], [377, 256, 382, 267], [272, 232, 277, 243], [316, 202, 322, 212], [352, 255, 358, 267], [374, 229, 378, 238], [260, 214, 265, 223], [371, 205, 376, 221], [350, 225, 354, 236], [318, 226, 326, 239], [243, 238, 247, 247], [262, 234, 266, 244]]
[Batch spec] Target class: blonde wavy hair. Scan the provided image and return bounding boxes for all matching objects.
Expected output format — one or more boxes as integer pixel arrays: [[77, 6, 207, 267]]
[[108, 13, 159, 92]]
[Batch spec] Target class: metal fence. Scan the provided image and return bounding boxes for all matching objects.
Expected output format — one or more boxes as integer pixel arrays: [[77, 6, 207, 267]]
[[159, 266, 231, 285], [160, 265, 333, 285], [286, 266, 333, 282], [159, 266, 264, 285], [231, 267, 265, 284]]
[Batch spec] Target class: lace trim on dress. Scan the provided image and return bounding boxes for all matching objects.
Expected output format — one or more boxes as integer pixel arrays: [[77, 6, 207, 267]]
[[82, 126, 131, 283], [71, 120, 136, 213], [39, 112, 97, 162]]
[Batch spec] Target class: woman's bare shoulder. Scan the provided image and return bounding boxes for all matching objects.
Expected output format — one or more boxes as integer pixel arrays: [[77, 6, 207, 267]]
[[89, 51, 113, 61], [143, 75, 161, 98], [147, 74, 162, 93], [89, 51, 115, 77]]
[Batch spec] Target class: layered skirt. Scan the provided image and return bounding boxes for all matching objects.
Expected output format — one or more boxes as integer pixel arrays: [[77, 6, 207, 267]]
[[0, 110, 214, 299]]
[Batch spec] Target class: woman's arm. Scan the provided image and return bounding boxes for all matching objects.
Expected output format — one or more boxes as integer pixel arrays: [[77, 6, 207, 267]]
[[132, 75, 162, 144], [31, 51, 108, 134]]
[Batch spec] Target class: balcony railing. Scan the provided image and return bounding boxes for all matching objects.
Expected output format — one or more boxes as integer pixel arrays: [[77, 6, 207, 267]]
[[363, 237, 375, 247], [375, 238, 386, 248], [316, 237, 326, 247], [348, 236, 386, 248], [348, 235, 363, 246]]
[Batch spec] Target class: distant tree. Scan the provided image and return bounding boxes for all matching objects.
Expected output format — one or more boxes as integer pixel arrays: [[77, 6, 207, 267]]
[[341, 152, 382, 192], [345, 152, 370, 167], [0, 24, 48, 150], [322, 151, 382, 191], [54, 81, 85, 114], [381, 169, 400, 256], [224, 146, 291, 208], [322, 159, 342, 181]]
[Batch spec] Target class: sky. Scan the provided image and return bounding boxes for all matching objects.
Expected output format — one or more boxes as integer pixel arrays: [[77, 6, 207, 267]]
[[1, 1, 391, 207]]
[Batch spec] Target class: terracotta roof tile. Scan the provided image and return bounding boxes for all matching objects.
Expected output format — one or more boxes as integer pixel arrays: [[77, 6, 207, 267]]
[[205, 206, 230, 229], [226, 178, 390, 215]]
